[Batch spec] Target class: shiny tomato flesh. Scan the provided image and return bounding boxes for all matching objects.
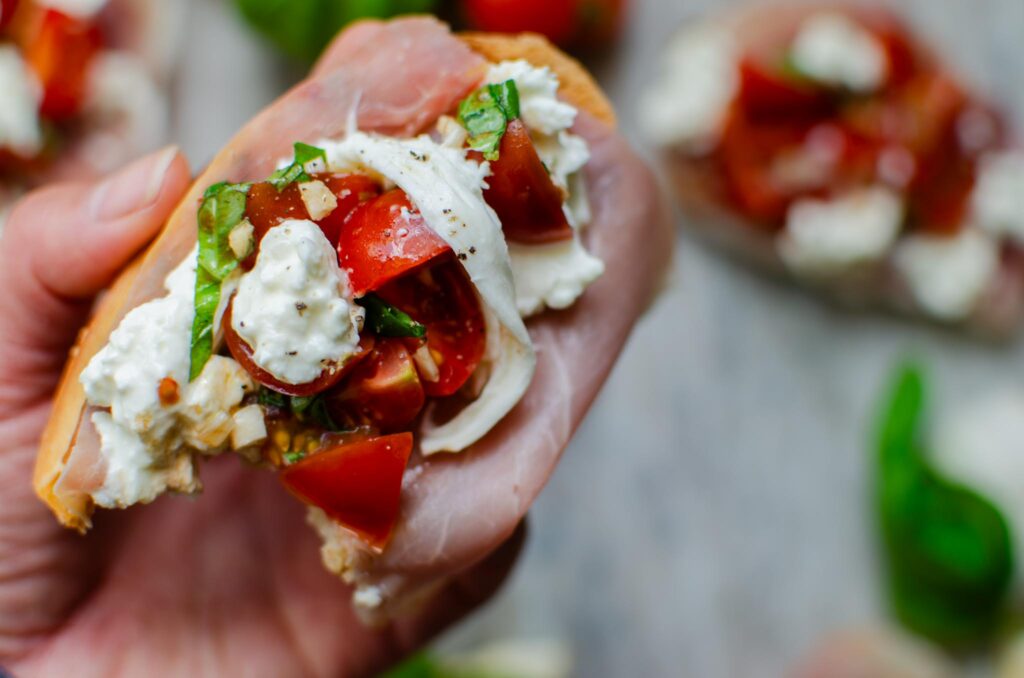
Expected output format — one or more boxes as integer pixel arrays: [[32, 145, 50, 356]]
[[482, 119, 573, 244], [337, 188, 450, 296], [222, 300, 375, 397], [737, 57, 833, 121], [0, 0, 19, 29], [280, 433, 413, 551], [376, 255, 486, 397], [325, 339, 425, 433], [314, 173, 381, 246], [22, 9, 100, 121]]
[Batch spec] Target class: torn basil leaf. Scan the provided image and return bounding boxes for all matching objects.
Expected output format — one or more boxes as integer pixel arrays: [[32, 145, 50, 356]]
[[189, 181, 251, 381], [457, 79, 521, 161], [359, 293, 426, 338], [268, 141, 327, 191], [291, 394, 341, 431], [257, 386, 289, 409], [876, 363, 1014, 648]]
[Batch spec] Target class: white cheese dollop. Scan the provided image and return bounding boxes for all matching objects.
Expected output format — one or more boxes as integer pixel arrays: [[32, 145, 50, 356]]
[[894, 228, 998, 321], [973, 150, 1024, 245], [80, 248, 254, 507], [483, 60, 604, 315], [932, 390, 1024, 589], [36, 0, 109, 18], [322, 131, 535, 454], [0, 46, 43, 158], [639, 23, 739, 151], [791, 12, 889, 92], [232, 219, 362, 386], [778, 186, 903, 275]]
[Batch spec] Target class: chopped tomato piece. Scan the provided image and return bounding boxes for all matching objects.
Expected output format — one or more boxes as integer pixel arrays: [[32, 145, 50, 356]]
[[222, 300, 374, 397], [377, 255, 486, 397], [462, 0, 577, 46], [482, 119, 573, 244], [280, 432, 413, 551], [737, 57, 833, 121], [0, 0, 19, 30], [22, 9, 101, 121], [313, 173, 381, 246], [242, 181, 309, 267], [325, 339, 425, 432], [337, 189, 450, 296]]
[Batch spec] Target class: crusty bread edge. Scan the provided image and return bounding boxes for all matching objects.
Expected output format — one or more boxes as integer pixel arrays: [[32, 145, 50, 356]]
[[33, 30, 618, 531]]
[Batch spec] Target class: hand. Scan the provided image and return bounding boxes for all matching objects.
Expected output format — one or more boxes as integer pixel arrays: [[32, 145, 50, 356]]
[[0, 149, 522, 677]]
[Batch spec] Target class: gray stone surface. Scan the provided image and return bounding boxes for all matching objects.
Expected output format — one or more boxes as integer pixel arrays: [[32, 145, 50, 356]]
[[171, 1, 1024, 675]]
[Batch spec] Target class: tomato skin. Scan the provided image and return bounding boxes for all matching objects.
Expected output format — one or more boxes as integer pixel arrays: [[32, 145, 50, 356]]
[[337, 189, 450, 296], [325, 339, 425, 433], [482, 119, 573, 244], [280, 433, 413, 551], [737, 58, 833, 121], [222, 301, 375, 397], [314, 173, 381, 246], [463, 0, 576, 46], [377, 255, 486, 397], [22, 9, 101, 121], [0, 0, 19, 29]]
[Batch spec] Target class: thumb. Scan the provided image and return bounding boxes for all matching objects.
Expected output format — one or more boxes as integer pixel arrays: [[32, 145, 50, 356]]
[[0, 146, 191, 410]]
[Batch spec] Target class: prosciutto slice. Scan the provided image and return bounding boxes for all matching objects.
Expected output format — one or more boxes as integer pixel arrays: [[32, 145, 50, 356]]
[[45, 17, 672, 616]]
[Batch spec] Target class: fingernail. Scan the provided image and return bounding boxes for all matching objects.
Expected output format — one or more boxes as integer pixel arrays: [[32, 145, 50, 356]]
[[90, 146, 180, 221]]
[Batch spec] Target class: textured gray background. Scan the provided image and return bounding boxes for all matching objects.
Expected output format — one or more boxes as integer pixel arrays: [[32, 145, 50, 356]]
[[173, 1, 1024, 675]]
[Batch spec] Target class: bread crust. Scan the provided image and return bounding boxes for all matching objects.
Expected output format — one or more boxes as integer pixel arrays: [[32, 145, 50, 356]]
[[33, 28, 617, 530]]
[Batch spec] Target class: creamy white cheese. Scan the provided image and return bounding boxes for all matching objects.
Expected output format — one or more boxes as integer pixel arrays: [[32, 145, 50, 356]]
[[322, 131, 535, 454], [36, 0, 108, 18], [973, 150, 1024, 245], [81, 248, 256, 507], [932, 390, 1024, 589], [894, 228, 998, 321], [483, 60, 603, 314], [791, 12, 888, 92], [639, 22, 739, 151], [232, 219, 362, 386], [0, 46, 43, 158], [778, 186, 903, 275]]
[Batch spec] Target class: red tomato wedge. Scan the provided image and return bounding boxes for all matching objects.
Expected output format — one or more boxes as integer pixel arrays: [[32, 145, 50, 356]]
[[313, 173, 381, 246], [0, 0, 19, 29], [376, 255, 486, 397], [337, 188, 450, 296], [482, 119, 573, 244], [22, 9, 100, 121], [325, 339, 425, 433], [222, 301, 375, 397], [737, 57, 833, 121], [280, 433, 413, 551]]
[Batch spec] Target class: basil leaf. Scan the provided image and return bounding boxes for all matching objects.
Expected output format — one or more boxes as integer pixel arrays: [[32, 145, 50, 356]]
[[283, 450, 306, 465], [359, 293, 426, 338], [257, 386, 289, 409], [876, 363, 1014, 647], [291, 394, 342, 431], [268, 141, 327, 191], [457, 79, 520, 161], [189, 182, 251, 380]]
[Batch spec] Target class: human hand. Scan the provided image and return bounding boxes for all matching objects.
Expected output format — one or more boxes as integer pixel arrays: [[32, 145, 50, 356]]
[[0, 148, 521, 678]]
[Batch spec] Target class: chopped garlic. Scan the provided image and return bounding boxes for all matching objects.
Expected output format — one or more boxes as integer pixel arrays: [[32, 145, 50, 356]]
[[299, 180, 338, 221], [231, 405, 268, 450], [228, 218, 255, 260]]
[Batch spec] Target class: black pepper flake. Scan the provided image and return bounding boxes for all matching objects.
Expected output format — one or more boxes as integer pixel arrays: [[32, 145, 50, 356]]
[[442, 208, 452, 215], [287, 351, 298, 356], [457, 252, 468, 261], [295, 302, 308, 315], [469, 246, 477, 254]]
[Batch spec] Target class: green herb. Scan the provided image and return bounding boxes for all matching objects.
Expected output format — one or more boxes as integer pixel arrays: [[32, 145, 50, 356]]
[[359, 293, 426, 338], [283, 450, 306, 465], [268, 142, 327, 191], [876, 363, 1014, 648], [234, 0, 438, 63], [457, 79, 521, 161], [291, 394, 342, 431], [257, 387, 289, 409], [189, 181, 251, 381]]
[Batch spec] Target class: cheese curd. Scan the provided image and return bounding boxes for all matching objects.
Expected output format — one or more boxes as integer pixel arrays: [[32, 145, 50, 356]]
[[778, 186, 903, 275], [791, 13, 888, 92], [894, 228, 998, 321], [0, 46, 43, 157], [80, 248, 258, 508], [232, 219, 363, 385], [973, 150, 1024, 245], [639, 23, 739, 151], [932, 390, 1024, 589], [483, 60, 604, 315]]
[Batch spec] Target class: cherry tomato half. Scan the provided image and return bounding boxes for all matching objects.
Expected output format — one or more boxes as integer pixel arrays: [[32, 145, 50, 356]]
[[280, 432, 413, 551], [22, 9, 100, 121], [463, 0, 577, 46], [222, 300, 375, 397], [376, 255, 486, 398], [325, 339, 425, 433], [737, 57, 833, 121], [314, 173, 381, 246], [338, 189, 450, 296], [482, 119, 573, 244]]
